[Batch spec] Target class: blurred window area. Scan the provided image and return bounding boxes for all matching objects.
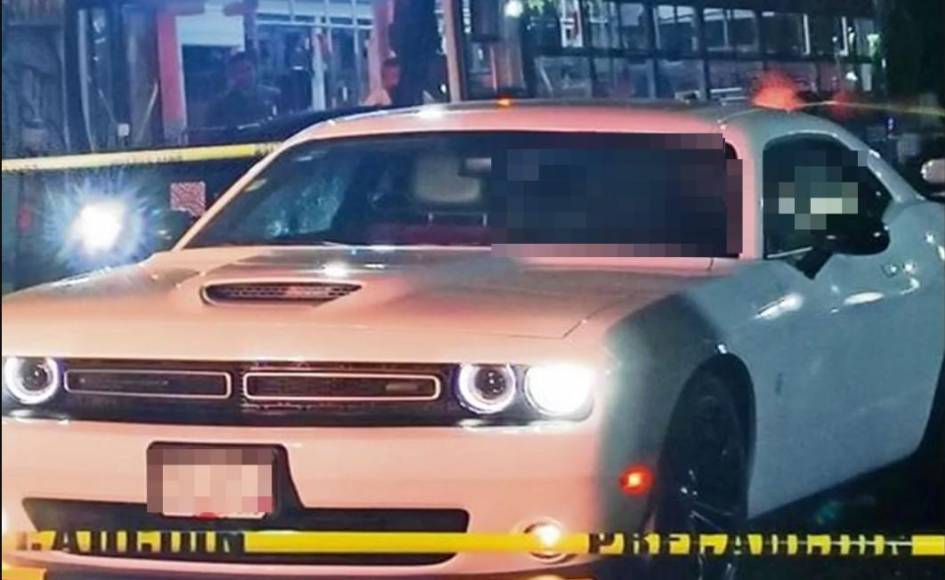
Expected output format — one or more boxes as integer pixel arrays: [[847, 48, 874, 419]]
[[459, 1, 884, 104], [3, 0, 450, 156]]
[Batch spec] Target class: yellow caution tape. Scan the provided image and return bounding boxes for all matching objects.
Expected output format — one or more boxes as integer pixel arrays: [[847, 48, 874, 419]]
[[3, 531, 943, 558], [1, 562, 45, 580], [0, 142, 280, 174]]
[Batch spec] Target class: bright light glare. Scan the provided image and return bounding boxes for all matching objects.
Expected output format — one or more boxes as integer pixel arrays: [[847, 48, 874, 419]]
[[321, 262, 351, 278], [72, 201, 126, 254], [416, 106, 447, 120], [504, 0, 525, 18], [525, 364, 594, 417], [531, 522, 562, 548], [525, 521, 567, 562]]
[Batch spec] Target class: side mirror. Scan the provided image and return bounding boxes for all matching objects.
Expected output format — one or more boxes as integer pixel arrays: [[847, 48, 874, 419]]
[[817, 216, 890, 256], [921, 159, 945, 187]]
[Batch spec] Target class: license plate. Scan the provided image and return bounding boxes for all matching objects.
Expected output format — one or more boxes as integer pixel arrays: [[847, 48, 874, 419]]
[[147, 445, 275, 519]]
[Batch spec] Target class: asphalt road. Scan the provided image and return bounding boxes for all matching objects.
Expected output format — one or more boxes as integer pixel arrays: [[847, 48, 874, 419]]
[[742, 452, 945, 580]]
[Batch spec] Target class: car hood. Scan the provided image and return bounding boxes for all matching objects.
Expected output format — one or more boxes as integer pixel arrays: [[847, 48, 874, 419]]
[[2, 248, 721, 354]]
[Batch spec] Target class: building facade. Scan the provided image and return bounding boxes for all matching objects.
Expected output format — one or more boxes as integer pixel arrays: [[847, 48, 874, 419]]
[[457, 0, 880, 102]]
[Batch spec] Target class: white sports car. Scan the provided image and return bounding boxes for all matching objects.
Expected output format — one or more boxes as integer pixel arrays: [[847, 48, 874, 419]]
[[3, 102, 944, 579]]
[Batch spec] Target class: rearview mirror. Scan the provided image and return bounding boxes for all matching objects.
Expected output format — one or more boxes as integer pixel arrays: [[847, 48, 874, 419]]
[[921, 159, 945, 186]]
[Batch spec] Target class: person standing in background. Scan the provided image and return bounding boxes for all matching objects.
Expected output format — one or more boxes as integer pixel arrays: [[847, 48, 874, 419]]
[[362, 57, 402, 107], [206, 52, 279, 128]]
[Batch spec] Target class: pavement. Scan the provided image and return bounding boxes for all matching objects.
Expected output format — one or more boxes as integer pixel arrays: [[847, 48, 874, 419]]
[[744, 453, 945, 579]]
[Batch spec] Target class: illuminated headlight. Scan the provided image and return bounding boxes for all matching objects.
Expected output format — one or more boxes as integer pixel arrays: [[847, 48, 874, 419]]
[[71, 200, 126, 254], [457, 364, 517, 415], [2, 357, 62, 405], [524, 364, 594, 417]]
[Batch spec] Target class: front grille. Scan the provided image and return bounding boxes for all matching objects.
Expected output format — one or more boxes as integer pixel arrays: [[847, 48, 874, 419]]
[[203, 282, 360, 304], [3, 359, 486, 427], [65, 370, 231, 399], [2, 360, 546, 426], [23, 501, 468, 566], [244, 372, 441, 402]]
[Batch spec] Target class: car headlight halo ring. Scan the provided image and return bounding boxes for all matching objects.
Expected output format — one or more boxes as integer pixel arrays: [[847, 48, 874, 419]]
[[3, 356, 62, 406], [456, 363, 518, 415]]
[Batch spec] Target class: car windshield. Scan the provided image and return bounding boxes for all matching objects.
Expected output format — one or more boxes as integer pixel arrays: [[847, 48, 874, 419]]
[[188, 131, 738, 256]]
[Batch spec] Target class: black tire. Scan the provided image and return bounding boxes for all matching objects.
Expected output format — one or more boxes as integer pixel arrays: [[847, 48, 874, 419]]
[[646, 373, 750, 580]]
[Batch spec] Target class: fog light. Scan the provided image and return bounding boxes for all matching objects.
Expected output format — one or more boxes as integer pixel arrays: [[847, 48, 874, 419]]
[[524, 521, 568, 562], [3, 357, 62, 405]]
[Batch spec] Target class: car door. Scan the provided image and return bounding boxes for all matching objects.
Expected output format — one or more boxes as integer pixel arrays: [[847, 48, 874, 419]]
[[759, 136, 928, 495]]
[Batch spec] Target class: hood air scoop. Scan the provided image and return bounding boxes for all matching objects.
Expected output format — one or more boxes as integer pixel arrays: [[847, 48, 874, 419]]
[[203, 282, 361, 305]]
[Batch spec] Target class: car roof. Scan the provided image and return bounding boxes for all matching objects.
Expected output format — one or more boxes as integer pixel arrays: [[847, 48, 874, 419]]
[[286, 99, 837, 145]]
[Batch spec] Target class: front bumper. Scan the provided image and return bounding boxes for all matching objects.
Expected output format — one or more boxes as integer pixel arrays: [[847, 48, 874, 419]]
[[2, 417, 643, 576]]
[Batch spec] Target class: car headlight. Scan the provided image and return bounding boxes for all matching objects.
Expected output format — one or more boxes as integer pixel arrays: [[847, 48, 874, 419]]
[[456, 364, 517, 415], [2, 357, 62, 405], [524, 364, 594, 417]]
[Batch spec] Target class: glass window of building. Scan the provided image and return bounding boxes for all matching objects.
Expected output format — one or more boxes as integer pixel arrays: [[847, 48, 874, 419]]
[[587, 0, 621, 49], [560, 0, 585, 48], [808, 14, 845, 56], [534, 56, 593, 98], [852, 63, 875, 92], [761, 11, 807, 55], [520, 0, 585, 49], [703, 8, 758, 54], [709, 60, 763, 99], [466, 0, 528, 98], [619, 3, 650, 51], [585, 1, 650, 51], [767, 61, 818, 92], [654, 5, 698, 54], [657, 58, 704, 98], [594, 57, 655, 98], [851, 17, 879, 58]]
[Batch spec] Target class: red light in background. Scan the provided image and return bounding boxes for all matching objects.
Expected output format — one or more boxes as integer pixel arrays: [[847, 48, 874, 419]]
[[619, 465, 654, 496], [751, 70, 803, 111]]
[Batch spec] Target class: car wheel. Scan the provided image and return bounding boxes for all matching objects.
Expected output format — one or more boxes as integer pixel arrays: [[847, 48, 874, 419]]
[[647, 373, 749, 580]]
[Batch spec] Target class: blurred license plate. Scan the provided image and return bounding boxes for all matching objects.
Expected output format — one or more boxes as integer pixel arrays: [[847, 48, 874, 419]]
[[147, 446, 275, 519]]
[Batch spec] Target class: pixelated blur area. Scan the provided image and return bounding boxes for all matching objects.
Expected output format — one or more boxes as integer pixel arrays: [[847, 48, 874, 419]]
[[766, 146, 868, 232], [492, 133, 743, 257], [146, 446, 274, 519]]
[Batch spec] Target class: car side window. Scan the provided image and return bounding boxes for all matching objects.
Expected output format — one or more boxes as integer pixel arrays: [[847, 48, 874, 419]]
[[763, 137, 893, 258]]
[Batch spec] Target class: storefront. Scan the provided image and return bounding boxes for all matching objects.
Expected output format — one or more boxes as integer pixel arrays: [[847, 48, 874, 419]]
[[456, 0, 880, 102]]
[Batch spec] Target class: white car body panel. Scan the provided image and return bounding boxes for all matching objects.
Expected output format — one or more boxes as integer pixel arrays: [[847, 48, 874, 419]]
[[3, 102, 944, 576]]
